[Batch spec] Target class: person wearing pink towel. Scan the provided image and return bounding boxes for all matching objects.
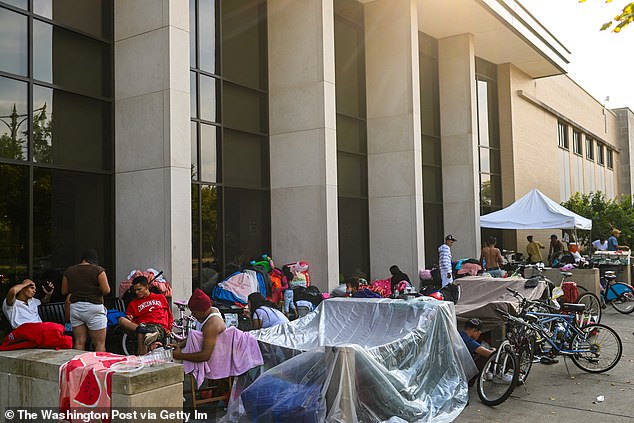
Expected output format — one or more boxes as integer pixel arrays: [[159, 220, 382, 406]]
[[171, 289, 225, 362]]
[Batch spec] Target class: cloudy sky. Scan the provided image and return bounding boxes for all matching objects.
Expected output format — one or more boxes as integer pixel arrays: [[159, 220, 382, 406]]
[[522, 0, 634, 110]]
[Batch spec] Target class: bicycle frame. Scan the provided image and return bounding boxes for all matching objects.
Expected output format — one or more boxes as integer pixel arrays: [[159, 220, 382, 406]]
[[602, 279, 632, 301], [525, 311, 595, 355]]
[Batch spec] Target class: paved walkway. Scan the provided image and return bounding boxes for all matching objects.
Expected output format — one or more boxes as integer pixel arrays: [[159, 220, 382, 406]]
[[456, 307, 634, 423]]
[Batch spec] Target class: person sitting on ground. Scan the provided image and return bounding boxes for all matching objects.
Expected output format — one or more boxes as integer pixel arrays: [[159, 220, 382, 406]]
[[480, 237, 505, 278], [389, 265, 410, 295], [607, 229, 629, 251], [345, 277, 381, 298], [548, 234, 567, 266], [526, 235, 545, 264], [459, 318, 495, 383], [2, 279, 54, 329], [117, 276, 173, 354], [171, 289, 225, 362], [246, 292, 289, 330]]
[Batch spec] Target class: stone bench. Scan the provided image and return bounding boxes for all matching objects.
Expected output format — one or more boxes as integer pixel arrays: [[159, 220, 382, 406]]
[[0, 349, 183, 423]]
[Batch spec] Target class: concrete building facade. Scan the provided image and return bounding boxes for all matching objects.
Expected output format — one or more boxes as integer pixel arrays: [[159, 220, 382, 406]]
[[0, 0, 629, 302]]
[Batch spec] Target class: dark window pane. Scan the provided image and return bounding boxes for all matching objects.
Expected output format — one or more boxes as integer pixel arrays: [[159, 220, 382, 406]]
[[201, 184, 220, 273], [189, 0, 197, 68], [200, 74, 220, 123], [491, 175, 502, 207], [200, 123, 218, 183], [33, 0, 113, 40], [422, 136, 441, 166], [0, 76, 28, 160], [422, 166, 442, 203], [191, 184, 200, 287], [338, 197, 370, 278], [224, 187, 269, 265], [33, 85, 112, 171], [33, 168, 113, 276], [337, 152, 367, 198], [336, 115, 366, 154], [221, 0, 266, 89], [423, 203, 443, 265], [223, 82, 266, 133], [334, 15, 365, 118], [0, 164, 28, 283], [191, 121, 198, 180], [420, 54, 439, 137], [223, 129, 267, 188], [0, 7, 28, 76], [489, 149, 501, 174], [34, 20, 111, 97], [199, 0, 218, 74]]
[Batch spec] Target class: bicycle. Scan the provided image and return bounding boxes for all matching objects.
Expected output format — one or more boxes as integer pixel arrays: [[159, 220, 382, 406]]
[[120, 300, 197, 355], [598, 271, 634, 314], [476, 339, 519, 406]]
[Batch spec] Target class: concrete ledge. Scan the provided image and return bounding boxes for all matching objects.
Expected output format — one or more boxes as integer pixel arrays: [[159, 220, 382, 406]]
[[0, 349, 183, 410]]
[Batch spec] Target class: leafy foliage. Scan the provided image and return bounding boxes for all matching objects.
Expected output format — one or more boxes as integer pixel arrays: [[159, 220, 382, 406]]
[[562, 192, 634, 247], [580, 0, 634, 32]]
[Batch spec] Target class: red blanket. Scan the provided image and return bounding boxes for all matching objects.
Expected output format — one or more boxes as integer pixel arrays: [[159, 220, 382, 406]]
[[0, 322, 72, 350]]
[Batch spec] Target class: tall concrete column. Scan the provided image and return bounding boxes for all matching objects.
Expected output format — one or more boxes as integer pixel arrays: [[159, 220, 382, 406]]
[[114, 1, 191, 300], [438, 34, 480, 259], [365, 0, 425, 280], [268, 0, 339, 291]]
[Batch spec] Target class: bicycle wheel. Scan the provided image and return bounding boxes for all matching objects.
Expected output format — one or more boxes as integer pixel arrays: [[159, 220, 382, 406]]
[[570, 323, 622, 373], [609, 283, 634, 314], [121, 332, 138, 356], [477, 345, 519, 406], [517, 334, 535, 384], [576, 292, 602, 324]]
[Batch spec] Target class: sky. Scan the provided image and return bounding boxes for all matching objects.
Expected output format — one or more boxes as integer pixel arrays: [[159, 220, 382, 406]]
[[522, 0, 634, 111]]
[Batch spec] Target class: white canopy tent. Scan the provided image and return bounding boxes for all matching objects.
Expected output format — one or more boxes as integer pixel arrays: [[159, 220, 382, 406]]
[[480, 188, 592, 230]]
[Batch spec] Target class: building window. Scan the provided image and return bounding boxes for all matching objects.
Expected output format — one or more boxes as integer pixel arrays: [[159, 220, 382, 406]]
[[335, 0, 369, 278], [476, 57, 503, 244], [586, 137, 594, 161], [572, 130, 582, 155], [597, 144, 605, 166], [190, 0, 270, 289], [607, 149, 613, 169], [0, 2, 113, 286], [558, 121, 569, 149], [419, 31, 443, 263]]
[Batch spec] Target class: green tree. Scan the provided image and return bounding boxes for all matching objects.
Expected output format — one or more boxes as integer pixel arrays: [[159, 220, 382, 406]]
[[562, 192, 634, 247], [581, 0, 634, 32]]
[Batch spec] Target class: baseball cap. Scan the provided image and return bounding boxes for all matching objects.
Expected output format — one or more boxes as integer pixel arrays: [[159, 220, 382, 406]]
[[465, 318, 483, 330], [446, 234, 457, 241], [612, 228, 622, 235]]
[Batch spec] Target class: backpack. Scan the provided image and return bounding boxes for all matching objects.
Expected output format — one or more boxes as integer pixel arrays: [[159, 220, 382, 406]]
[[439, 283, 461, 304]]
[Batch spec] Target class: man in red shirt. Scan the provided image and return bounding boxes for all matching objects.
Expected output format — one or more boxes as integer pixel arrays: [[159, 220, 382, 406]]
[[117, 276, 173, 354]]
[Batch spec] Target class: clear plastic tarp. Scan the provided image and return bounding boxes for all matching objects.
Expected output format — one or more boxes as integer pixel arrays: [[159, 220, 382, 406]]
[[222, 297, 477, 423]]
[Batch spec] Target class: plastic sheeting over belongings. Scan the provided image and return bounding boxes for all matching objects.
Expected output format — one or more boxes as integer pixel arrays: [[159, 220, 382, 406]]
[[223, 297, 477, 423]]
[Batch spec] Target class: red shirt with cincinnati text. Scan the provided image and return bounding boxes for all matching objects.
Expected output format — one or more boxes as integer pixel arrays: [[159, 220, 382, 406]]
[[126, 292, 173, 331]]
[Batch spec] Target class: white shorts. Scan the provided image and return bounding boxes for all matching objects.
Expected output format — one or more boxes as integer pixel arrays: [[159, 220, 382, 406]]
[[70, 302, 107, 331]]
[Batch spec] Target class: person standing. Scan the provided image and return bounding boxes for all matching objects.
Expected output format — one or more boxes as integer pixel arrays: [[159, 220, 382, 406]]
[[480, 237, 505, 278], [591, 237, 608, 252], [526, 235, 545, 264], [548, 234, 566, 266], [607, 229, 629, 251], [61, 249, 110, 351], [439, 235, 457, 287]]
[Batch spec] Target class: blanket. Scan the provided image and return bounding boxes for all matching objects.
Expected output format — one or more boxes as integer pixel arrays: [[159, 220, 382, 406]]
[[183, 326, 263, 389], [0, 322, 72, 350], [59, 352, 132, 423]]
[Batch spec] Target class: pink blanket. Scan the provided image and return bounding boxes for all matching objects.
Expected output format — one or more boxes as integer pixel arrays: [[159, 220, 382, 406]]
[[59, 352, 132, 422], [183, 326, 263, 389]]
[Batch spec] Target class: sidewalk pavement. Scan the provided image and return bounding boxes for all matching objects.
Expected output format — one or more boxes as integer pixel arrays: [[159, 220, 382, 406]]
[[455, 307, 634, 423]]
